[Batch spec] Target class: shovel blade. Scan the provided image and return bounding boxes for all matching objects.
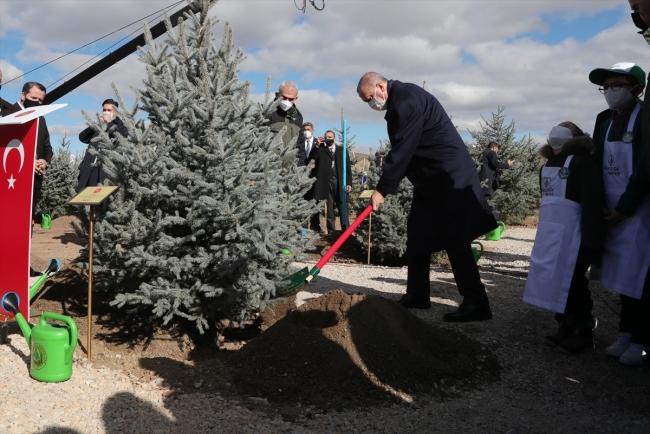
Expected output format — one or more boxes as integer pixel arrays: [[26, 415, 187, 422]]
[[275, 266, 310, 296]]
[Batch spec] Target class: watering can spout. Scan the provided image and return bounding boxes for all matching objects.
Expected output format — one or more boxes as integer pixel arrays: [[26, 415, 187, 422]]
[[1, 292, 32, 346]]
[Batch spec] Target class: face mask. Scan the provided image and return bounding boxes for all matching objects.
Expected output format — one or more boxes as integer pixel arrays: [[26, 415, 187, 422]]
[[632, 12, 649, 32], [325, 139, 334, 146], [548, 126, 573, 150], [278, 100, 293, 112], [23, 99, 41, 108], [604, 86, 637, 110], [304, 130, 313, 139], [368, 86, 387, 111], [103, 110, 115, 121]]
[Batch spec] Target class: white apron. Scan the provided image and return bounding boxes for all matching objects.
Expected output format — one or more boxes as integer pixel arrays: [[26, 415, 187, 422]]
[[600, 104, 650, 299], [524, 155, 582, 313]]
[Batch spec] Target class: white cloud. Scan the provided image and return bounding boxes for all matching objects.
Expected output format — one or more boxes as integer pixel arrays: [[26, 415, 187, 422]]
[[0, 60, 25, 90]]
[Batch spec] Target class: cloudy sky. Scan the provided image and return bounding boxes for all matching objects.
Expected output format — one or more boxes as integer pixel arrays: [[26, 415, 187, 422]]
[[1, 0, 647, 155]]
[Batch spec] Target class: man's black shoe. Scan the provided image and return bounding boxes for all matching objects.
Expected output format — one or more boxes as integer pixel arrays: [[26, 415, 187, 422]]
[[30, 267, 43, 277], [315, 229, 326, 235], [443, 303, 492, 322], [397, 294, 431, 309]]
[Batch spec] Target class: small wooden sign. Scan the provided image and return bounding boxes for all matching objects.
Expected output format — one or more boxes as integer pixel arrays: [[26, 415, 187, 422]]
[[66, 186, 119, 206], [358, 189, 374, 199]]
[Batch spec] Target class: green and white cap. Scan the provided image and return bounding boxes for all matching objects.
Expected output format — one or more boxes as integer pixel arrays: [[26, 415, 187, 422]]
[[589, 62, 646, 85]]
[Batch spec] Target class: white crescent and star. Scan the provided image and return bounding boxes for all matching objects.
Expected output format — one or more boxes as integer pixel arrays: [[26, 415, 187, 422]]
[[3, 139, 25, 190]]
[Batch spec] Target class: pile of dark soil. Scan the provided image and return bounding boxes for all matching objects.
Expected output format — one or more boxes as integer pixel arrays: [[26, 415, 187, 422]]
[[229, 290, 500, 411]]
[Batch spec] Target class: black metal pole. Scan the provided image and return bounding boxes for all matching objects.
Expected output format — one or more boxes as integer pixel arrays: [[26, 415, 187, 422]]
[[43, 5, 192, 104]]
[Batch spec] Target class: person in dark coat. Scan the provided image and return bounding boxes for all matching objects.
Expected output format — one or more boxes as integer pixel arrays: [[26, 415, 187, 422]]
[[301, 122, 323, 233], [309, 130, 353, 233], [264, 81, 305, 165], [478, 142, 514, 219], [357, 72, 497, 322], [76, 99, 128, 192], [2, 82, 53, 277]]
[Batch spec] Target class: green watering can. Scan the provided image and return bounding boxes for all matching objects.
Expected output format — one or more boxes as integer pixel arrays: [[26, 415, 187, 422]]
[[41, 214, 52, 229], [471, 241, 484, 263], [485, 221, 506, 241], [2, 292, 78, 383]]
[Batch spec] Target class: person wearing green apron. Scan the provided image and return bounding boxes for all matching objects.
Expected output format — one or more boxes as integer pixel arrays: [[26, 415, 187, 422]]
[[590, 63, 650, 366], [523, 122, 604, 354]]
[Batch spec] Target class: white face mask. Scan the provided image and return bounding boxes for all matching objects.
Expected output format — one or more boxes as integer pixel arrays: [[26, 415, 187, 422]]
[[304, 130, 313, 139], [604, 86, 638, 110], [278, 99, 293, 112], [368, 86, 387, 111], [103, 110, 115, 121], [548, 126, 573, 150]]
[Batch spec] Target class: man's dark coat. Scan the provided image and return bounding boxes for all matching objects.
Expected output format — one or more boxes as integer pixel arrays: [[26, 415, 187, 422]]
[[2, 101, 53, 196], [478, 148, 510, 198], [76, 118, 128, 192], [309, 144, 353, 201], [376, 80, 497, 255]]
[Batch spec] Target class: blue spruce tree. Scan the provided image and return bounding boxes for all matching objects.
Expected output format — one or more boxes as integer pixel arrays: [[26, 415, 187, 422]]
[[74, 0, 316, 331]]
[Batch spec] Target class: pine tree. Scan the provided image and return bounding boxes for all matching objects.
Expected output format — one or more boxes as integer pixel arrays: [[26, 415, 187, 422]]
[[466, 107, 542, 223], [334, 123, 360, 224], [36, 135, 78, 219], [351, 139, 413, 263], [73, 0, 317, 332]]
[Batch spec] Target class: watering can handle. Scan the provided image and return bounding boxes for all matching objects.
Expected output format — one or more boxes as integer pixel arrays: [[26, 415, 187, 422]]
[[471, 241, 484, 255], [41, 312, 78, 354], [498, 221, 506, 230]]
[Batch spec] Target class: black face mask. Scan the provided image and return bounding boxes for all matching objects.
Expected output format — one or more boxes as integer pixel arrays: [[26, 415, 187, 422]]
[[632, 12, 649, 32], [23, 99, 41, 108], [325, 139, 334, 146]]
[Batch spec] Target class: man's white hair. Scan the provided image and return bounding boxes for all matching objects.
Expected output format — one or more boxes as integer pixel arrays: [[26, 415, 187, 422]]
[[278, 81, 299, 94]]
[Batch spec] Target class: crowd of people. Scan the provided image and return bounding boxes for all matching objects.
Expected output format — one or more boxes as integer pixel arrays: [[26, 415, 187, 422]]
[[1, 0, 648, 368]]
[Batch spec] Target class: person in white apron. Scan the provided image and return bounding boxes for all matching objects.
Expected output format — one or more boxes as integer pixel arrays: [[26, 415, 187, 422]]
[[590, 62, 650, 366], [524, 122, 604, 354]]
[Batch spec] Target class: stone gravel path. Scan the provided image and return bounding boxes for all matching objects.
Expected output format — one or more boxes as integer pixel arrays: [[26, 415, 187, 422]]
[[2, 227, 650, 433]]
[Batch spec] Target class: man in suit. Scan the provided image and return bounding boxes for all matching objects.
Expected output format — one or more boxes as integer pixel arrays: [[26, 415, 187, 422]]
[[478, 141, 513, 219], [357, 72, 497, 322], [301, 122, 324, 233], [76, 98, 128, 192], [2, 82, 53, 277], [309, 130, 352, 234]]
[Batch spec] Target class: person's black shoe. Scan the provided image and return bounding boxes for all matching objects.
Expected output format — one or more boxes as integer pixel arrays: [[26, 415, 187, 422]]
[[443, 303, 492, 322], [30, 267, 43, 277], [397, 294, 431, 309], [314, 229, 326, 235]]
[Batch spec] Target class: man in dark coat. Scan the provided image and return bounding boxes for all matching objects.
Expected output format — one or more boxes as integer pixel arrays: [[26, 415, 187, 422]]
[[357, 72, 497, 322], [264, 81, 305, 165], [76, 98, 128, 192], [301, 122, 323, 233], [478, 141, 513, 219], [2, 82, 53, 277], [309, 130, 353, 233]]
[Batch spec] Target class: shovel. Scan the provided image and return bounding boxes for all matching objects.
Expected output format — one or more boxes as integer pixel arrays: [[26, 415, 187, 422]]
[[275, 204, 373, 296]]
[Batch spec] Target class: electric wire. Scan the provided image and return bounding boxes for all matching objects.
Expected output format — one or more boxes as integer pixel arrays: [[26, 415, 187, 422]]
[[2, 0, 184, 86]]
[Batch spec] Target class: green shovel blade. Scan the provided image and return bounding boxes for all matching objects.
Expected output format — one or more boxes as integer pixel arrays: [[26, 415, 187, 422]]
[[275, 266, 310, 296]]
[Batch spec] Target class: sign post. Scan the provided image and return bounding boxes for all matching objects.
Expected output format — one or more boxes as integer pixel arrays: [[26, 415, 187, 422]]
[[66, 186, 118, 359], [359, 189, 374, 264], [341, 119, 348, 229]]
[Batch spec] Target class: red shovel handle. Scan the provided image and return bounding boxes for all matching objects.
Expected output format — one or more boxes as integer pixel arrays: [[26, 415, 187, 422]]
[[315, 204, 373, 270]]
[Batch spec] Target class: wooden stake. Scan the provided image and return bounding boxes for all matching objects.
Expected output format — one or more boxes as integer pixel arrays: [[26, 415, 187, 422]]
[[367, 212, 372, 265], [87, 205, 94, 360]]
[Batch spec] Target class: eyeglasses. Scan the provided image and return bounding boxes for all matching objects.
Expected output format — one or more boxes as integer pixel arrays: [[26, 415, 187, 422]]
[[598, 82, 636, 94]]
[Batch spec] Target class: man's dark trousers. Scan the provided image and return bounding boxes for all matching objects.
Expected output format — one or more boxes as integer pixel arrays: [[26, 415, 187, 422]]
[[407, 244, 489, 305], [326, 176, 342, 232]]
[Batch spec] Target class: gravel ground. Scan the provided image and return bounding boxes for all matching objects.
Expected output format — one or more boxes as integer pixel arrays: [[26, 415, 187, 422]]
[[2, 227, 650, 433]]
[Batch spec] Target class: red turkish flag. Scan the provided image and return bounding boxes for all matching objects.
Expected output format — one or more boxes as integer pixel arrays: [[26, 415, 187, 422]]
[[0, 119, 38, 319]]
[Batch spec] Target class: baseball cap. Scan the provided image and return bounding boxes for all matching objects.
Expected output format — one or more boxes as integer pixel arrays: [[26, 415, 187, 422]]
[[589, 62, 646, 85]]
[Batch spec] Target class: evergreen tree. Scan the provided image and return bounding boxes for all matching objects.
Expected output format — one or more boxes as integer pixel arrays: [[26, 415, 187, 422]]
[[351, 139, 413, 263], [466, 107, 542, 223], [73, 0, 317, 331], [334, 123, 360, 223], [36, 135, 78, 219]]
